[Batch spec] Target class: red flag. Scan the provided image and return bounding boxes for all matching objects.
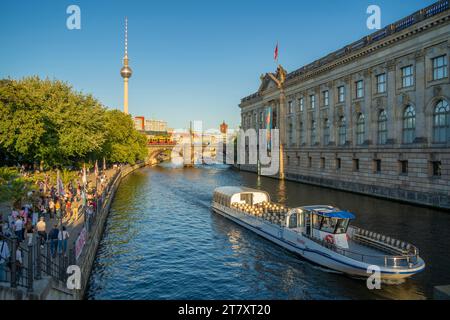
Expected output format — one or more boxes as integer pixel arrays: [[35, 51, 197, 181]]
[[274, 42, 278, 61]]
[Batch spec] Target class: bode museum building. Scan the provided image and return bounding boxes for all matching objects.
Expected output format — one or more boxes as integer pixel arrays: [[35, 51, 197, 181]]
[[239, 1, 450, 209]]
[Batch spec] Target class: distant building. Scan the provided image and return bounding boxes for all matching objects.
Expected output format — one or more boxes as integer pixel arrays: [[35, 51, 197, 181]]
[[133, 116, 168, 133], [145, 119, 168, 133], [134, 116, 145, 131]]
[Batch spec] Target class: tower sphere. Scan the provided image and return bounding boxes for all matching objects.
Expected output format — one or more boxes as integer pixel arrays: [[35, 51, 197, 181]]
[[121, 66, 133, 78]]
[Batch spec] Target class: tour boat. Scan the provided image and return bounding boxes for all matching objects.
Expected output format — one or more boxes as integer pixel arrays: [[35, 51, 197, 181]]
[[211, 186, 425, 282]]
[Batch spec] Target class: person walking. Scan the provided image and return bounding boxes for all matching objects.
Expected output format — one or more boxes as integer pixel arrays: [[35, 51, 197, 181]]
[[13, 217, 24, 242], [55, 200, 61, 220], [25, 219, 34, 246], [31, 209, 39, 227], [65, 200, 72, 221], [15, 244, 23, 283], [72, 199, 79, 221], [58, 226, 70, 256], [36, 217, 47, 248], [49, 225, 59, 258], [49, 199, 55, 219], [0, 238, 10, 282]]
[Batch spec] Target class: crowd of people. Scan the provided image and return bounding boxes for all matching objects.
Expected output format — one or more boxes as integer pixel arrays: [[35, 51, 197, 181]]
[[0, 165, 112, 283]]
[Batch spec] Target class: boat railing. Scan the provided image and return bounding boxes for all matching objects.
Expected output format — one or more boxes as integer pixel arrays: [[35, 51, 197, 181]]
[[302, 231, 419, 269], [348, 226, 419, 256]]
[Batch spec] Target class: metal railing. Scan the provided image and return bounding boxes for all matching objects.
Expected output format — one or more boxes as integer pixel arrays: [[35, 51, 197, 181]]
[[1, 235, 33, 291], [303, 230, 419, 269]]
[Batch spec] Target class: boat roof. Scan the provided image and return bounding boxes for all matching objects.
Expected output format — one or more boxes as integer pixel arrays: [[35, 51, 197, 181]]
[[302, 205, 356, 220], [214, 186, 269, 197]]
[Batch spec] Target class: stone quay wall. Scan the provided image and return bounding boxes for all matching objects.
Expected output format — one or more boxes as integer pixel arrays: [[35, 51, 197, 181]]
[[75, 162, 146, 299]]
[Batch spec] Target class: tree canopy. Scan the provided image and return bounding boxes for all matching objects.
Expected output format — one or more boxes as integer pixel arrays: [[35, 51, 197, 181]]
[[0, 77, 148, 167]]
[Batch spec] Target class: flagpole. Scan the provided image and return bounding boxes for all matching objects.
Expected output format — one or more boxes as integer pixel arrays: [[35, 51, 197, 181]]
[[274, 41, 279, 67]]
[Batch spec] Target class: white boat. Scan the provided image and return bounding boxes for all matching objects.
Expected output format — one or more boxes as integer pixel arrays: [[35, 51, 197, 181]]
[[211, 186, 425, 282]]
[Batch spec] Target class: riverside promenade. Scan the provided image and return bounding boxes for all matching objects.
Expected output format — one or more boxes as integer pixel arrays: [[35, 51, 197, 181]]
[[0, 162, 146, 299]]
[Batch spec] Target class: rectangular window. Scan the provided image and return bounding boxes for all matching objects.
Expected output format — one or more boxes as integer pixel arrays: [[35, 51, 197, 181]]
[[308, 156, 312, 168], [373, 159, 381, 174], [336, 158, 341, 170], [297, 156, 301, 166], [338, 86, 345, 103], [310, 95, 316, 109], [353, 159, 360, 172], [401, 65, 414, 88], [299, 97, 304, 112], [376, 73, 386, 93], [355, 80, 364, 98], [399, 160, 408, 175], [431, 161, 442, 177], [320, 157, 325, 170], [432, 55, 448, 80], [288, 101, 293, 114], [323, 90, 329, 106]]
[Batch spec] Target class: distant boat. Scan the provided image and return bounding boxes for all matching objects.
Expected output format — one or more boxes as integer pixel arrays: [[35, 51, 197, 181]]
[[211, 186, 425, 282]]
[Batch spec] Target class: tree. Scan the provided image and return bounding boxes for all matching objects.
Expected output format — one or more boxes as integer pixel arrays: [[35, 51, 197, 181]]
[[0, 76, 147, 167], [102, 110, 148, 165], [0, 167, 35, 208]]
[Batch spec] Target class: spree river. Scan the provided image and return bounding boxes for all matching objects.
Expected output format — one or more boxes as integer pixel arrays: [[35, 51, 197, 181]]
[[86, 164, 450, 300]]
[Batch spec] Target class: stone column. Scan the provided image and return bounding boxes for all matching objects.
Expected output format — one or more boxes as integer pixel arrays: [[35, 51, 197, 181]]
[[386, 61, 398, 145], [414, 50, 427, 144]]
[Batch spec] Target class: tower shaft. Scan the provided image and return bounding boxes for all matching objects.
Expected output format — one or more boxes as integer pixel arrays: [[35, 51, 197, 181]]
[[124, 78, 129, 115]]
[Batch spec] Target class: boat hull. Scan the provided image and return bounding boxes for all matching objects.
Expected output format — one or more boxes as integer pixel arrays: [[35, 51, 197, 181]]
[[212, 203, 425, 281]]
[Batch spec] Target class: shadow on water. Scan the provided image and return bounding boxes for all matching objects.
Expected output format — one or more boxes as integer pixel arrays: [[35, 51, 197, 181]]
[[86, 164, 450, 300]]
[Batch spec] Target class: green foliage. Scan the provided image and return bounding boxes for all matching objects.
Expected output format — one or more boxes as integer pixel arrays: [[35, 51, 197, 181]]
[[0, 167, 35, 207], [0, 77, 148, 167], [103, 110, 148, 165]]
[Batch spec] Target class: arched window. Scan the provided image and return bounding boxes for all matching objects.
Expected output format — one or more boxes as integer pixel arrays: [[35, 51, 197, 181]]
[[323, 119, 330, 145], [378, 110, 388, 145], [310, 120, 316, 145], [433, 100, 450, 143], [403, 105, 416, 144], [356, 114, 365, 145], [338, 117, 347, 146]]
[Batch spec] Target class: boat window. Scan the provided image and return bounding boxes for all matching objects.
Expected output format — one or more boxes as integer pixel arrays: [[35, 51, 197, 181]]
[[312, 214, 323, 229], [288, 213, 298, 228], [335, 219, 349, 234], [240, 193, 253, 205], [320, 217, 338, 233]]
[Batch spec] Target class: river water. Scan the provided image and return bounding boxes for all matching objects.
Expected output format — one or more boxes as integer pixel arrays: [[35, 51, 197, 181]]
[[86, 164, 450, 300]]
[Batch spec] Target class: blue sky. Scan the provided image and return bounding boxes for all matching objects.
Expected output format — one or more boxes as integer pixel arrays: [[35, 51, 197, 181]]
[[0, 0, 434, 129]]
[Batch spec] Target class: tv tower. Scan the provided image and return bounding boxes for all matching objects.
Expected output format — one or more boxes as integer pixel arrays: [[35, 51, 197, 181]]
[[120, 17, 132, 114]]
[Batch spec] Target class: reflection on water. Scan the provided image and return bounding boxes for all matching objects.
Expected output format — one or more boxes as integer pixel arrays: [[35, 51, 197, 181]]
[[87, 164, 450, 300]]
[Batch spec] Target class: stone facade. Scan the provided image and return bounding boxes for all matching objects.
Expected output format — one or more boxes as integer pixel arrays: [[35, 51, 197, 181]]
[[239, 1, 450, 209]]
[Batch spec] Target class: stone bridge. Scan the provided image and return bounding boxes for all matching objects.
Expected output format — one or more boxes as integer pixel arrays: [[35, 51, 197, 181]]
[[147, 143, 217, 165], [147, 143, 176, 165]]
